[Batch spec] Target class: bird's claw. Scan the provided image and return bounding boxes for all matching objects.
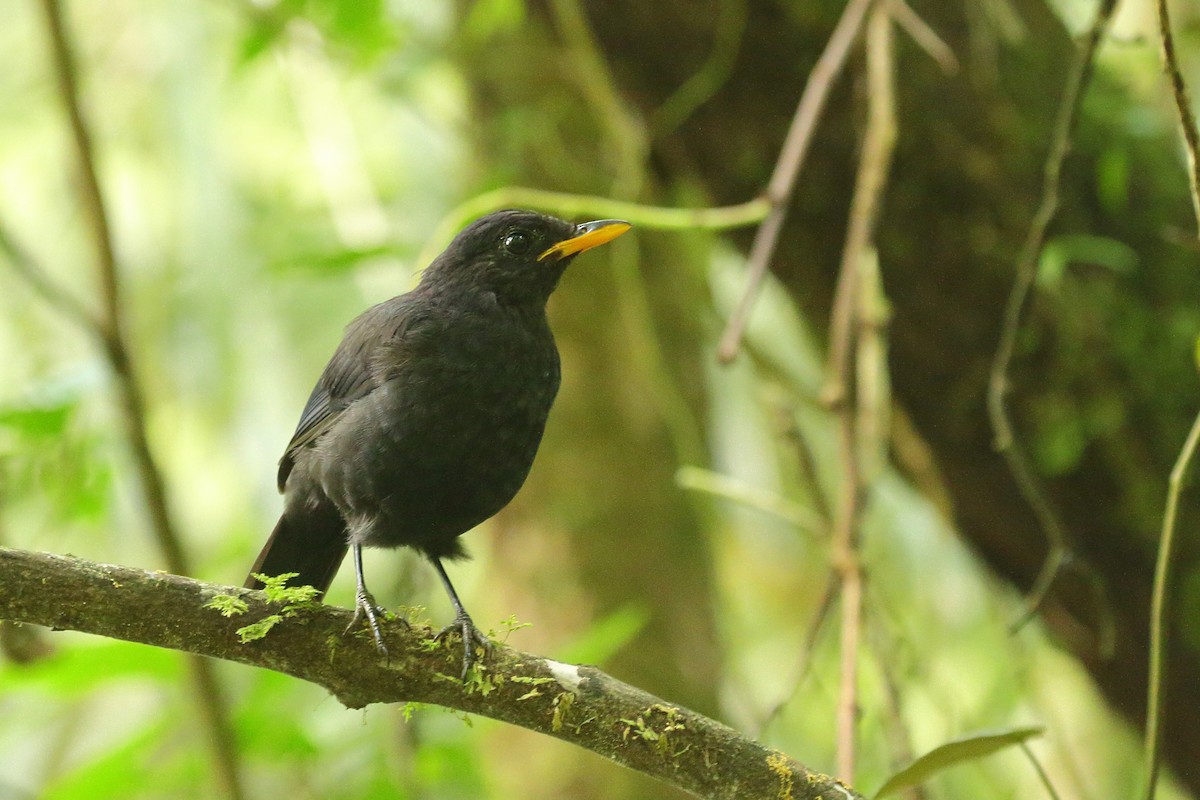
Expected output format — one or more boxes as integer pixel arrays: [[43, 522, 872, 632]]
[[434, 613, 492, 679], [346, 588, 407, 664]]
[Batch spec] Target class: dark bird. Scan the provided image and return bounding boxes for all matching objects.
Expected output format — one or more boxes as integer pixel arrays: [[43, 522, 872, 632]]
[[244, 210, 630, 675]]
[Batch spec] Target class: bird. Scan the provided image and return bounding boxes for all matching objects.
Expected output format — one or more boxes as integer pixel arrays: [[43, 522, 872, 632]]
[[244, 209, 631, 676]]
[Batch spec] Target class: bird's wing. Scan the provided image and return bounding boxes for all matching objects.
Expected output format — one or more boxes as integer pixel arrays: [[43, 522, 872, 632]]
[[276, 298, 425, 492]]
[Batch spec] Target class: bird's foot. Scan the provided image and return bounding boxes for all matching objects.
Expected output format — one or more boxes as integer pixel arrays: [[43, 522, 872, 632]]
[[434, 613, 492, 680], [346, 588, 407, 663]]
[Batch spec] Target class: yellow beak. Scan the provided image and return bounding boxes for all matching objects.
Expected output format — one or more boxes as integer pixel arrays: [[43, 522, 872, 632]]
[[538, 219, 632, 261]]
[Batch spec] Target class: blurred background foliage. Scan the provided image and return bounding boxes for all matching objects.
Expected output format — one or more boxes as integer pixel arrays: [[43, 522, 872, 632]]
[[1, 0, 1198, 798]]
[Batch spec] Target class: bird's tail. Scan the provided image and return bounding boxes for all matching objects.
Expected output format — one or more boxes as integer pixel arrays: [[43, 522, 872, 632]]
[[244, 504, 348, 597]]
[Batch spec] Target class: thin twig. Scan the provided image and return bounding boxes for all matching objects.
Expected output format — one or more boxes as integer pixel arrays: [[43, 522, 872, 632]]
[[752, 406, 836, 737], [1141, 3, 1200, 795], [754, 573, 839, 739], [35, 2, 245, 797], [0, 221, 102, 334], [717, 0, 876, 364], [834, 551, 863, 781], [827, 5, 898, 781], [1141, 413, 1200, 800], [985, 0, 1118, 632], [779, 404, 836, 525], [1155, 0, 1200, 232], [869, 626, 927, 800], [854, 250, 891, 482], [886, 0, 958, 75], [38, 0, 186, 573], [40, 4, 119, 341], [1021, 743, 1065, 800]]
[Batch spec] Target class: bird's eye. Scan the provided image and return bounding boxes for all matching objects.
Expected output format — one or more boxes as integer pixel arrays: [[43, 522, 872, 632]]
[[502, 230, 533, 255]]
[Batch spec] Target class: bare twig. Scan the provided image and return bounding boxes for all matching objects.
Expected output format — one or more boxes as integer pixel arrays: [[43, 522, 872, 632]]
[[886, 0, 958, 75], [38, 0, 185, 572], [869, 627, 926, 800], [752, 406, 837, 738], [0, 222, 101, 334], [825, 5, 898, 780], [854, 250, 891, 482], [985, 0, 1118, 632], [717, 0, 876, 363], [1142, 413, 1200, 800], [1021, 743, 1065, 800], [1155, 0, 1200, 232], [39, 3, 119, 340], [754, 574, 838, 738], [780, 404, 836, 524], [1141, 4, 1200, 796], [833, 551, 864, 780], [35, 2, 244, 797], [0, 546, 867, 800]]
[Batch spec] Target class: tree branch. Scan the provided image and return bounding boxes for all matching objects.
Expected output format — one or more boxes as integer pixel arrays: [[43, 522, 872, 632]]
[[1142, 3, 1200, 794], [824, 4, 897, 781], [716, 0, 875, 363], [35, 2, 246, 795], [1155, 0, 1200, 232], [985, 0, 1119, 631], [0, 546, 865, 800], [0, 220, 103, 336]]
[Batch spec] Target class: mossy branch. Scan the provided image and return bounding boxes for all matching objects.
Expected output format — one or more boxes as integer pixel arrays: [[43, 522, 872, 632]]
[[0, 546, 862, 800]]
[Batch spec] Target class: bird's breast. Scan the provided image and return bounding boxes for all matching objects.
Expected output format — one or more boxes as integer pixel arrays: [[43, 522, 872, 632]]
[[318, 308, 562, 550]]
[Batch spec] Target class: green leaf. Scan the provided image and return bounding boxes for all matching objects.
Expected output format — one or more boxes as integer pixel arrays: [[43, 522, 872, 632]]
[[557, 604, 648, 666], [236, 0, 400, 66], [462, 0, 526, 41], [0, 640, 182, 695], [1037, 234, 1138, 289], [1096, 146, 1130, 213], [42, 717, 175, 800], [0, 403, 73, 437], [873, 726, 1044, 798]]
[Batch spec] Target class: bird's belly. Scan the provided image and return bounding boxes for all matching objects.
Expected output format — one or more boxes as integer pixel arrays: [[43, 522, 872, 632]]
[[318, 357, 559, 556]]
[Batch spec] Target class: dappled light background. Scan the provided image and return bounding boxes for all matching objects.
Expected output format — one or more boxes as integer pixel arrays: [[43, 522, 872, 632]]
[[1, 1, 1197, 799]]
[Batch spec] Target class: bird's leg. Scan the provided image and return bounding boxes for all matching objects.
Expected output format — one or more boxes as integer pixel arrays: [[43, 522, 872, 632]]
[[345, 543, 397, 660], [430, 558, 492, 679]]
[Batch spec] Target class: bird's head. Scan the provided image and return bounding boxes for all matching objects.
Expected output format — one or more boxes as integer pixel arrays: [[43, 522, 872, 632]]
[[420, 210, 630, 306]]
